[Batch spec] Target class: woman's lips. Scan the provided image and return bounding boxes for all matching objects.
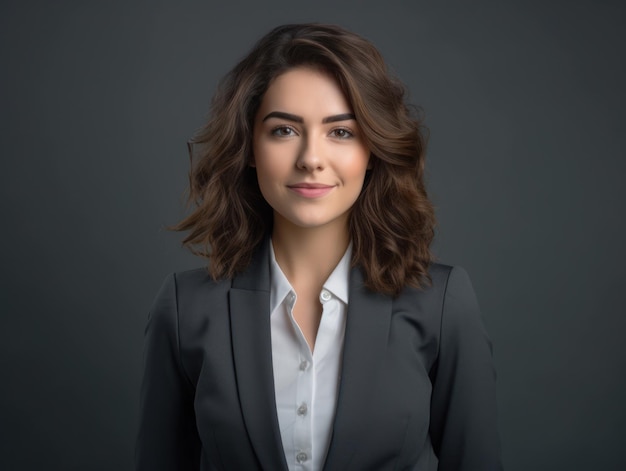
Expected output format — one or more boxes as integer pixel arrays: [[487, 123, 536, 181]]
[[287, 183, 335, 198]]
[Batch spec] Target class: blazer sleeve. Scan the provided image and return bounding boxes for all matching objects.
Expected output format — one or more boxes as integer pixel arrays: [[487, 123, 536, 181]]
[[135, 273, 201, 471], [429, 266, 503, 470]]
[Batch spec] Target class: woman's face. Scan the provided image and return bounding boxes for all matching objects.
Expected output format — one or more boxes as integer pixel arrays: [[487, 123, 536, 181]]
[[252, 67, 370, 233]]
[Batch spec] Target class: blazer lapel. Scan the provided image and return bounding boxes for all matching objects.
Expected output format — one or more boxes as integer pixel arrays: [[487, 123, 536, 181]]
[[323, 266, 393, 471], [229, 241, 289, 471]]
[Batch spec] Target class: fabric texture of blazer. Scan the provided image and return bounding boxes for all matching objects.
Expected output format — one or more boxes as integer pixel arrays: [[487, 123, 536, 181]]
[[136, 241, 503, 470]]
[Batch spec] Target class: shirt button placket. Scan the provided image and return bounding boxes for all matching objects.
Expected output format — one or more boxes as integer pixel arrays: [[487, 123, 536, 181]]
[[294, 342, 312, 470]]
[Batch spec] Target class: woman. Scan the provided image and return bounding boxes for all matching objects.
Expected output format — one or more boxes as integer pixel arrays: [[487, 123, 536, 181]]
[[136, 23, 502, 471]]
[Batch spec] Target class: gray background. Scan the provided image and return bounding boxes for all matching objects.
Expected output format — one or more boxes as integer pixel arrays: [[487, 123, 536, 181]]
[[1, 0, 625, 470]]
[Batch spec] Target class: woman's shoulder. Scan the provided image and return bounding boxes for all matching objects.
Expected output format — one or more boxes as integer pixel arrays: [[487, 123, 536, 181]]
[[147, 268, 233, 335], [153, 267, 232, 306], [171, 266, 221, 286], [422, 262, 486, 337], [427, 261, 454, 287], [397, 262, 479, 315], [401, 261, 467, 297], [427, 262, 475, 295]]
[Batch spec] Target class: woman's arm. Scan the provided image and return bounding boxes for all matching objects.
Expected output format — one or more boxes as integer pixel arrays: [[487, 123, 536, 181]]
[[135, 273, 201, 470], [429, 266, 503, 470]]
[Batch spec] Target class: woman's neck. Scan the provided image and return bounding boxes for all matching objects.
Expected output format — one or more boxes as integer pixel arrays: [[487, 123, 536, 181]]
[[271, 215, 350, 289]]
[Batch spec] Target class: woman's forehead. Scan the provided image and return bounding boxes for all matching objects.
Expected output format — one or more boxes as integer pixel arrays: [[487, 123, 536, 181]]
[[256, 67, 353, 121]]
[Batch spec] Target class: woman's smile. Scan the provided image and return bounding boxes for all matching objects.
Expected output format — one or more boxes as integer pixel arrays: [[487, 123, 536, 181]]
[[287, 182, 336, 198]]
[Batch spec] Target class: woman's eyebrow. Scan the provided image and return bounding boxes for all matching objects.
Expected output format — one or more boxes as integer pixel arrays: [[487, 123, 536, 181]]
[[262, 111, 356, 123], [322, 113, 356, 123], [262, 111, 302, 123]]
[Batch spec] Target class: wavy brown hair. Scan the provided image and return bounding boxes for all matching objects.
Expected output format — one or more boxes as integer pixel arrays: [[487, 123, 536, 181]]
[[172, 23, 435, 296]]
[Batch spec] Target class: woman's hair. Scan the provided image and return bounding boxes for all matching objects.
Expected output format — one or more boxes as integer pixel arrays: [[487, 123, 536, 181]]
[[172, 23, 435, 296]]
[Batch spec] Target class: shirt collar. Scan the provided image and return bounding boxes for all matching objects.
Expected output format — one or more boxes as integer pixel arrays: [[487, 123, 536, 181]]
[[269, 239, 352, 314]]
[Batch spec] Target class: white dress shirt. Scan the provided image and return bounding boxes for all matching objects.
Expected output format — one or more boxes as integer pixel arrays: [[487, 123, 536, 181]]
[[269, 241, 350, 471]]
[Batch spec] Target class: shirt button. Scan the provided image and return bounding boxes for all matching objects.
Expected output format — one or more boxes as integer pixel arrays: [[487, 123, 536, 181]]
[[296, 452, 308, 464], [299, 360, 308, 371], [320, 289, 331, 302], [297, 403, 308, 416]]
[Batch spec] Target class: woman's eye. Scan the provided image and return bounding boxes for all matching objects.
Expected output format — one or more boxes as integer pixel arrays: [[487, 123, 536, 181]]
[[331, 128, 353, 139], [271, 126, 296, 137]]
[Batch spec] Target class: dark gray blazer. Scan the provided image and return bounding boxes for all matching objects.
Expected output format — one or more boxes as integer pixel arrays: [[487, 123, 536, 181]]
[[136, 241, 502, 470]]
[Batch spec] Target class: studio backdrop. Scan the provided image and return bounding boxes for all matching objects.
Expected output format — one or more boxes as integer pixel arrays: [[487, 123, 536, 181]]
[[1, 1, 625, 470]]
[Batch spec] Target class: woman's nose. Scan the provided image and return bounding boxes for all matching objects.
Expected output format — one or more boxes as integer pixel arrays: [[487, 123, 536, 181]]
[[296, 135, 324, 171]]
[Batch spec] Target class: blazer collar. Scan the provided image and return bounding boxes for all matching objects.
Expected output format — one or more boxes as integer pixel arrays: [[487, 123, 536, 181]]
[[229, 240, 289, 471], [229, 240, 393, 471], [322, 265, 393, 471]]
